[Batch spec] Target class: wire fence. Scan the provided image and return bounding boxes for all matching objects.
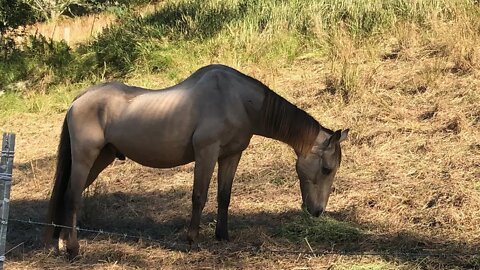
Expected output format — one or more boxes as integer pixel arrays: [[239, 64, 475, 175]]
[[7, 217, 191, 252], [5, 217, 480, 259]]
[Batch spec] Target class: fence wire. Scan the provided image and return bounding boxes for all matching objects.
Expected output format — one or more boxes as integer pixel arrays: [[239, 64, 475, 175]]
[[7, 217, 191, 251], [5, 217, 480, 258]]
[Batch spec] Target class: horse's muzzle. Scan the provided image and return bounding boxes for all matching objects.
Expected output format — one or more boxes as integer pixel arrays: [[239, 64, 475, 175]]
[[302, 203, 324, 217], [311, 207, 324, 217]]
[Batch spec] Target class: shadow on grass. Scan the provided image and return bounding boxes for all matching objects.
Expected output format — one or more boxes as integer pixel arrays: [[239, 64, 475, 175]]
[[7, 154, 480, 268], [6, 186, 480, 269]]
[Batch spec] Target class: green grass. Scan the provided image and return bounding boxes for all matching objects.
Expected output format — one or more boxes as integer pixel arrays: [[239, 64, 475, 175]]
[[1, 0, 479, 112], [0, 83, 82, 118], [279, 213, 362, 245], [0, 92, 27, 115]]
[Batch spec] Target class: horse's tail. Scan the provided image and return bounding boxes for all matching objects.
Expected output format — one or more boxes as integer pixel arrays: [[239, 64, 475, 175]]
[[44, 115, 71, 245]]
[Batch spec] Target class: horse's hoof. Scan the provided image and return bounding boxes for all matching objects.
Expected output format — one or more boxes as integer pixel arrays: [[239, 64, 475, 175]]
[[44, 241, 58, 257], [44, 238, 55, 251], [67, 253, 80, 261], [66, 248, 80, 261], [186, 229, 199, 244], [66, 242, 80, 261], [215, 229, 229, 241]]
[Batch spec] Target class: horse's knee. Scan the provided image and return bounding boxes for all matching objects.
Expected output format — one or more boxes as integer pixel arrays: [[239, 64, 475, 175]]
[[192, 192, 207, 210]]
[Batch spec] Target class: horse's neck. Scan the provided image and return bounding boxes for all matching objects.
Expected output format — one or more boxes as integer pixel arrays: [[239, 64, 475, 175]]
[[252, 89, 320, 156]]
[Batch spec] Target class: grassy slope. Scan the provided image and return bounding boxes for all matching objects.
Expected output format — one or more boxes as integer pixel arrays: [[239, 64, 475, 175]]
[[1, 0, 480, 269]]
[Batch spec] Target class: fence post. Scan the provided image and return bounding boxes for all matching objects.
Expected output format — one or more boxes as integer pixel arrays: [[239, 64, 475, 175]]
[[0, 133, 15, 269]]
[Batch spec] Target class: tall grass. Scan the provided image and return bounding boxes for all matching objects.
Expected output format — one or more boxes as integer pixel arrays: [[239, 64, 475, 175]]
[[0, 0, 478, 93]]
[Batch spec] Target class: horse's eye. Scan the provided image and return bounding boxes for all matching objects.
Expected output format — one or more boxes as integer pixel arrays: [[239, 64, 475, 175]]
[[321, 167, 332, 175]]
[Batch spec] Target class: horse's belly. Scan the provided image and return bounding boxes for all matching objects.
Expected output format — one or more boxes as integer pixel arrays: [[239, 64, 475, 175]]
[[111, 139, 195, 168], [107, 107, 197, 168]]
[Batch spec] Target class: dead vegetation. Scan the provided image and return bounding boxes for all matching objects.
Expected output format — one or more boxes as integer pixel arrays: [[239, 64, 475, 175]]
[[1, 0, 480, 269]]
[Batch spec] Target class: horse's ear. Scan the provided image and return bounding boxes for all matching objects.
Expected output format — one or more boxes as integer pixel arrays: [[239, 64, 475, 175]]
[[339, 128, 349, 143], [329, 129, 349, 145], [330, 130, 342, 143]]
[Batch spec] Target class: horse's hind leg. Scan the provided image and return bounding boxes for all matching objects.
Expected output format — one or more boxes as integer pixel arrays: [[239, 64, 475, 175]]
[[60, 142, 103, 258], [54, 146, 116, 239], [54, 146, 115, 243], [85, 145, 116, 189]]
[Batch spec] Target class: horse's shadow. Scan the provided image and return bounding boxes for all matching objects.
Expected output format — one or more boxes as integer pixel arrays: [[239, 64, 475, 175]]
[[6, 186, 480, 269]]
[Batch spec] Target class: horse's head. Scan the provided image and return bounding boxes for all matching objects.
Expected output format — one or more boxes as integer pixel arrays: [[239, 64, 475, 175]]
[[296, 129, 349, 217]]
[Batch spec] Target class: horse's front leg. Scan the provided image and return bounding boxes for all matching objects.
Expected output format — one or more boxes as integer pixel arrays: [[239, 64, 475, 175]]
[[215, 152, 242, 241], [187, 142, 220, 244]]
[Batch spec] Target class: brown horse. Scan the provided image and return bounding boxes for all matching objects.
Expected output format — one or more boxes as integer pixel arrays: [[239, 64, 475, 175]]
[[44, 64, 348, 257]]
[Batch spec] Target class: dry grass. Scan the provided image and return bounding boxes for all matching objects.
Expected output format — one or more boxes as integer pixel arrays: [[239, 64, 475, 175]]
[[23, 13, 116, 46], [17, 3, 159, 46], [2, 1, 480, 269]]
